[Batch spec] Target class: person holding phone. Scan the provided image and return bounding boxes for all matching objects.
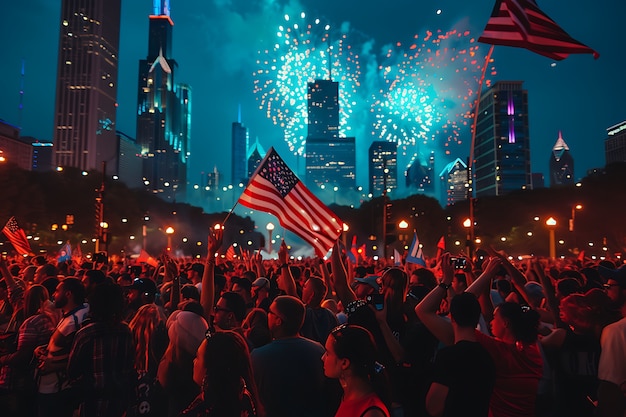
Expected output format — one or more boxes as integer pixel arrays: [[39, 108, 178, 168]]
[[330, 243, 437, 417]]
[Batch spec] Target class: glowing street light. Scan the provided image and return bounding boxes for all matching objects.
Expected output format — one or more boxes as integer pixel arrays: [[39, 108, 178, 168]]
[[165, 226, 175, 252], [546, 217, 557, 259], [398, 220, 409, 249], [266, 222, 275, 253]]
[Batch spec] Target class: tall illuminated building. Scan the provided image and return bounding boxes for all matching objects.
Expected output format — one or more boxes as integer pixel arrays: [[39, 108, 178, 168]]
[[473, 81, 531, 197], [549, 131, 574, 186], [605, 121, 626, 164], [368, 141, 397, 196], [439, 158, 468, 206], [305, 79, 355, 190], [406, 151, 435, 194], [136, 0, 191, 201], [232, 107, 249, 186], [247, 139, 265, 179], [52, 0, 121, 173]]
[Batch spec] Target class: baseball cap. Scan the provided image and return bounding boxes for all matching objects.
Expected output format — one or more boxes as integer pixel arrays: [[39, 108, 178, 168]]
[[126, 278, 158, 295], [353, 275, 381, 291], [599, 264, 626, 289], [252, 277, 270, 289]]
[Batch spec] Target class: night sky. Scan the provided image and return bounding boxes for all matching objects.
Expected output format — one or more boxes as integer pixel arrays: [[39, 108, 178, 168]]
[[1, 0, 624, 191]]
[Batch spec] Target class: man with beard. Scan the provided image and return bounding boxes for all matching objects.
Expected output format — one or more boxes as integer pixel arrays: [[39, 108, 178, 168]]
[[123, 278, 157, 322], [35, 277, 89, 417]]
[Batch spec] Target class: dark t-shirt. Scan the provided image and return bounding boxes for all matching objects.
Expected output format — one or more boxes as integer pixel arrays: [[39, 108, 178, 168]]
[[300, 306, 339, 344], [250, 337, 340, 417], [431, 340, 496, 417]]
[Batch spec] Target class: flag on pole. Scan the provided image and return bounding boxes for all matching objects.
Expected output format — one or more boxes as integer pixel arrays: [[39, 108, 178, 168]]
[[478, 0, 599, 60], [238, 147, 343, 257], [393, 248, 402, 266], [225, 245, 237, 261], [437, 236, 446, 251], [137, 249, 159, 267], [57, 241, 71, 262], [72, 242, 83, 264], [2, 217, 32, 256], [406, 232, 426, 266]]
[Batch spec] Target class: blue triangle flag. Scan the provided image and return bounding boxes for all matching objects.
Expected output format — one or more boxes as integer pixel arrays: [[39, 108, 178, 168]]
[[406, 232, 426, 266]]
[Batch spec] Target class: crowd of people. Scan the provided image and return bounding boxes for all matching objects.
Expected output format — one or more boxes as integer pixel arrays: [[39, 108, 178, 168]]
[[0, 227, 625, 417]]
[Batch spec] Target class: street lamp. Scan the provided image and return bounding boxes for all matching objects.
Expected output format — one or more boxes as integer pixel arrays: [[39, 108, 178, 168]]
[[266, 222, 275, 253], [569, 204, 583, 251], [463, 218, 473, 258], [546, 217, 557, 259], [398, 220, 409, 249], [342, 223, 350, 248], [165, 226, 175, 252]]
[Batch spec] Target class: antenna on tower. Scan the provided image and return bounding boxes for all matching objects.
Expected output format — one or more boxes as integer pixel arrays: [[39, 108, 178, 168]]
[[238, 103, 242, 124], [18, 59, 25, 129], [327, 28, 332, 81]]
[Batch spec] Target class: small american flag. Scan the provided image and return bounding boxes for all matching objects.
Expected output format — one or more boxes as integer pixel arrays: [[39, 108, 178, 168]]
[[2, 217, 32, 256], [479, 0, 598, 60], [238, 147, 343, 257]]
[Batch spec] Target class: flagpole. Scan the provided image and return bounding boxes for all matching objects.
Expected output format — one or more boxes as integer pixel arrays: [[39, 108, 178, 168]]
[[467, 44, 494, 260]]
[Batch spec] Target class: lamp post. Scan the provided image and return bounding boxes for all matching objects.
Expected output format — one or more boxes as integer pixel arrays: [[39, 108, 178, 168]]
[[463, 218, 473, 259], [266, 222, 275, 253], [546, 217, 557, 259], [165, 226, 175, 252], [569, 204, 582, 250], [398, 220, 409, 250], [342, 223, 350, 248]]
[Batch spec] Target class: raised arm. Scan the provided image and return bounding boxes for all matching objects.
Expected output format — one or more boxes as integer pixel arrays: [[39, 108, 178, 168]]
[[532, 259, 565, 329], [200, 227, 222, 323], [276, 241, 297, 297], [330, 242, 357, 306], [466, 257, 502, 324], [415, 252, 454, 346]]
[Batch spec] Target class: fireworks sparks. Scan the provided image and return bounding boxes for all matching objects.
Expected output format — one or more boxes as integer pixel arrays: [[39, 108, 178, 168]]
[[254, 14, 496, 171], [254, 12, 362, 156]]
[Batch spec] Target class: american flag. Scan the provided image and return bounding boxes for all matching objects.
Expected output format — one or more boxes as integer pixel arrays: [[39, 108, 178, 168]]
[[238, 148, 343, 257], [225, 245, 237, 261], [2, 217, 32, 256], [479, 0, 599, 60]]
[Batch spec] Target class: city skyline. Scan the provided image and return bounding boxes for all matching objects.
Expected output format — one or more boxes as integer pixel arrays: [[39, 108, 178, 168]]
[[1, 0, 624, 199]]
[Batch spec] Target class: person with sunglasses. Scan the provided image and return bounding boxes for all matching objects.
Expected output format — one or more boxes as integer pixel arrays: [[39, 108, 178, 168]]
[[322, 324, 390, 417]]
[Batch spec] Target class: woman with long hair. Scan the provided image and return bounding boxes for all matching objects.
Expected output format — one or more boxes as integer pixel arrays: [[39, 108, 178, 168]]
[[129, 303, 168, 376], [0, 285, 56, 416], [322, 324, 390, 417], [181, 330, 263, 417]]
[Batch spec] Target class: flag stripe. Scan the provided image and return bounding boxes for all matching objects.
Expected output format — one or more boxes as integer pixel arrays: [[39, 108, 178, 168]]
[[238, 150, 342, 257], [2, 217, 32, 256], [478, 0, 598, 60], [240, 177, 338, 249]]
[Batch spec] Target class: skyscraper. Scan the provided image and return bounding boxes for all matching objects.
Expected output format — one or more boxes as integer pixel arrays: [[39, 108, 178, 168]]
[[605, 121, 626, 165], [247, 139, 265, 179], [549, 131, 574, 186], [232, 107, 249, 186], [473, 81, 531, 197], [406, 151, 435, 194], [136, 0, 191, 201], [368, 141, 397, 196], [305, 79, 355, 190], [439, 158, 468, 206], [52, 0, 121, 174]]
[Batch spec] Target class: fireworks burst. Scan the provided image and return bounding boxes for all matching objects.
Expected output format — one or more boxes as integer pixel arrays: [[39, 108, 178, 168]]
[[372, 29, 495, 165], [253, 12, 362, 156]]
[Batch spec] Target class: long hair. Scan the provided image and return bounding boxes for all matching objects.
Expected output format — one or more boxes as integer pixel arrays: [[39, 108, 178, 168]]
[[23, 284, 49, 319], [330, 324, 391, 411], [129, 303, 168, 373], [202, 331, 264, 417]]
